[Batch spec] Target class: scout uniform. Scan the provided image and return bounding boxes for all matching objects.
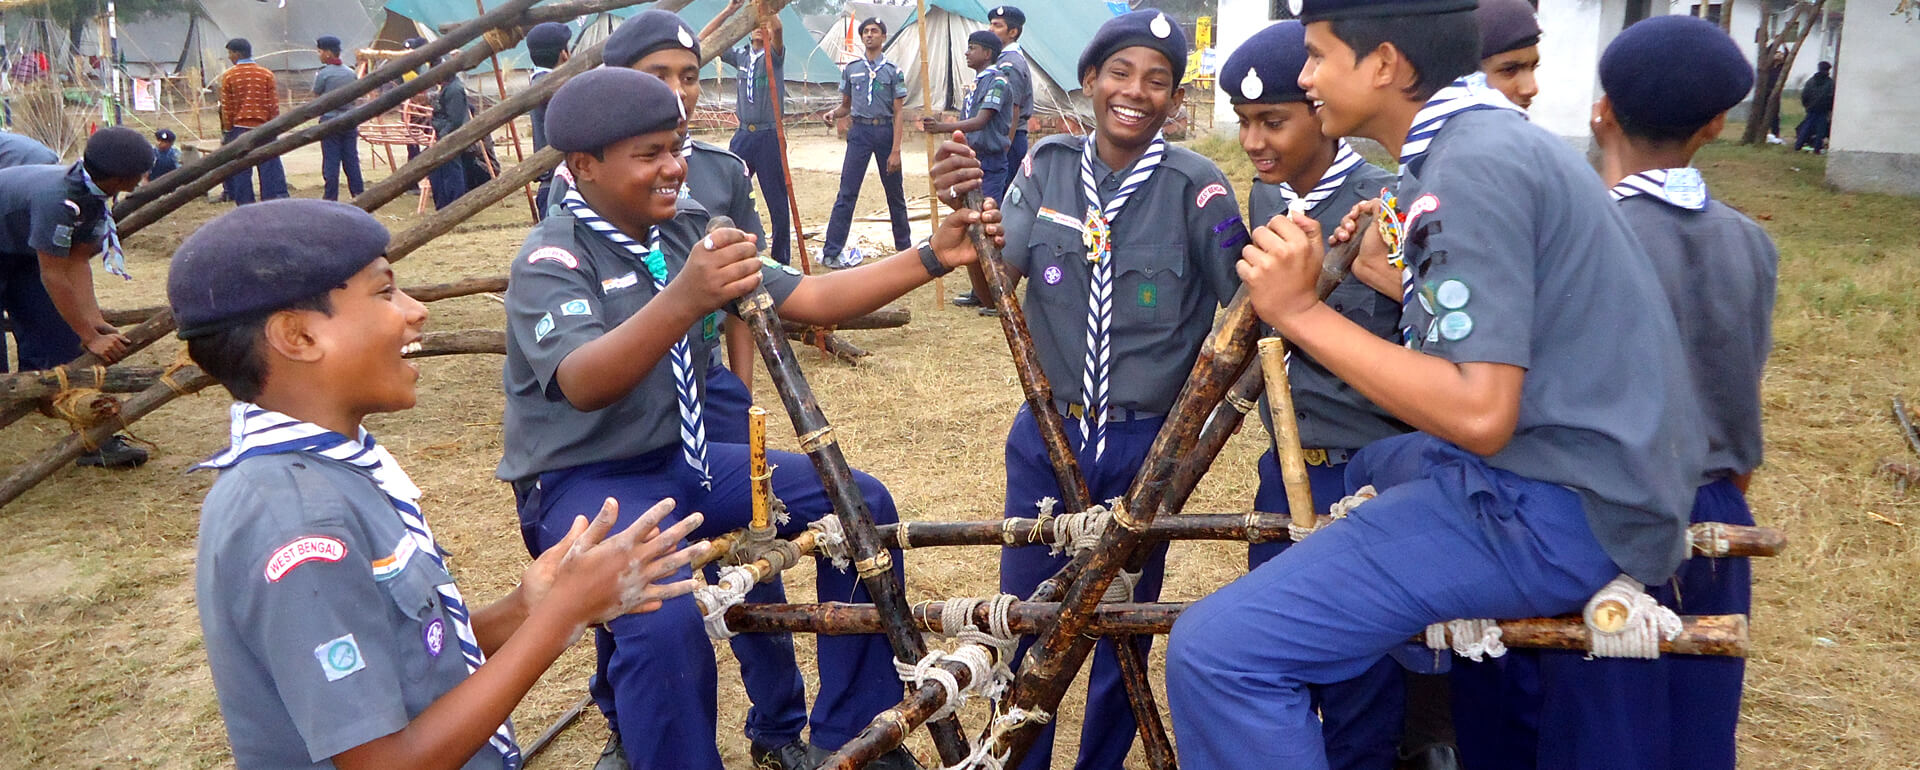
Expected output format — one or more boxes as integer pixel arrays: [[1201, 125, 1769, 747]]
[[722, 40, 793, 265], [987, 6, 1034, 202], [1223, 23, 1412, 770], [821, 38, 911, 268], [0, 130, 57, 168], [503, 68, 905, 770], [1164, 0, 1707, 766], [1529, 19, 1774, 770], [996, 13, 1245, 769], [180, 200, 520, 769], [429, 70, 473, 209], [313, 35, 365, 202], [959, 31, 1015, 206], [151, 129, 181, 177]]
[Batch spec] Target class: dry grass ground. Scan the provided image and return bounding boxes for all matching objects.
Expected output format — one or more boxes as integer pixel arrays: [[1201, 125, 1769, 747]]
[[1, 121, 1917, 768]]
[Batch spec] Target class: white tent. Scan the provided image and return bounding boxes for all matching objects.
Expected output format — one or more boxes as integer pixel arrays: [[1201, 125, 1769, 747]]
[[881, 0, 1104, 123], [109, 0, 378, 78]]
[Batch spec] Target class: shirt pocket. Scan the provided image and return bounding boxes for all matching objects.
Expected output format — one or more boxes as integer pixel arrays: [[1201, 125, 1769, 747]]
[[1112, 239, 1186, 328], [380, 551, 454, 683], [1326, 277, 1401, 341], [1027, 221, 1090, 312]]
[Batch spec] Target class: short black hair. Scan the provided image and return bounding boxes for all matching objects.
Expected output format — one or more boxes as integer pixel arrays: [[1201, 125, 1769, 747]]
[[186, 293, 333, 403], [1329, 11, 1480, 100], [1616, 111, 1706, 146], [859, 17, 886, 36], [529, 47, 563, 67]]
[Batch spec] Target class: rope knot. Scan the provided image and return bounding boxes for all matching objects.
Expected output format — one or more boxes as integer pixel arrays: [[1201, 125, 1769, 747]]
[[1583, 575, 1683, 659]]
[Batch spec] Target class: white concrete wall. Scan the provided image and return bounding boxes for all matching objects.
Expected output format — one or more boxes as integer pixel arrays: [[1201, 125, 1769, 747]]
[[1531, 0, 1624, 147], [1825, 0, 1920, 196], [1212, 0, 1277, 133]]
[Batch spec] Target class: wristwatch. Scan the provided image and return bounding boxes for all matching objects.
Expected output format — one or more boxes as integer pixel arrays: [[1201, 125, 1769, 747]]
[[918, 239, 954, 277]]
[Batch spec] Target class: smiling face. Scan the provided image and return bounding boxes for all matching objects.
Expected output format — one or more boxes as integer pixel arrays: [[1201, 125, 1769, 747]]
[[1083, 46, 1183, 152], [1235, 101, 1330, 186], [1482, 45, 1540, 109], [1300, 22, 1390, 143], [570, 128, 687, 232], [632, 48, 703, 118], [860, 23, 886, 53], [303, 258, 430, 415]]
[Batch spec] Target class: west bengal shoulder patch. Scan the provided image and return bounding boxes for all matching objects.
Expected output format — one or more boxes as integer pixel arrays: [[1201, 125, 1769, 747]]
[[1404, 194, 1440, 232], [527, 246, 579, 270], [1195, 183, 1229, 209], [265, 535, 347, 582]]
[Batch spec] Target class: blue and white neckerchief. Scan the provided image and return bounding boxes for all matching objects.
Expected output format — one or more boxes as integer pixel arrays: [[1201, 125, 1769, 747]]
[[965, 67, 998, 116], [1076, 133, 1166, 461], [742, 47, 764, 106], [1390, 77, 1521, 344], [76, 164, 130, 280], [530, 66, 552, 81], [198, 403, 522, 769], [1277, 140, 1362, 213], [853, 56, 889, 106], [1609, 167, 1710, 212], [558, 190, 712, 488]]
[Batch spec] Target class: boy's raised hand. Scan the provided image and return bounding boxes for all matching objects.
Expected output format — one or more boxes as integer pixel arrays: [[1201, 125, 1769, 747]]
[[535, 498, 709, 635], [929, 197, 1004, 269], [672, 226, 763, 311], [1238, 211, 1327, 329], [929, 131, 983, 210]]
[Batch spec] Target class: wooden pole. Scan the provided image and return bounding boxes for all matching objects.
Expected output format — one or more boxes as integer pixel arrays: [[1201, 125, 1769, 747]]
[[750, 405, 772, 530], [914, 0, 945, 305], [758, 4, 813, 275], [475, 0, 539, 221], [1257, 337, 1315, 534]]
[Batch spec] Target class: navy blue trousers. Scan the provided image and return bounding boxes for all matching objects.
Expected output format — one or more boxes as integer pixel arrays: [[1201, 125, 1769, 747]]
[[517, 440, 904, 768], [1248, 450, 1406, 770], [0, 254, 81, 371], [999, 405, 1169, 770], [319, 126, 364, 201], [429, 156, 468, 210], [729, 127, 793, 265], [1456, 478, 1751, 770], [822, 122, 911, 262], [221, 127, 288, 204], [1166, 433, 1620, 770], [978, 148, 1009, 211], [1002, 130, 1028, 203]]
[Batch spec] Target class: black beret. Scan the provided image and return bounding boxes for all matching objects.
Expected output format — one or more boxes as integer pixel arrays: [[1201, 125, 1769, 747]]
[[858, 17, 887, 35], [1077, 11, 1188, 87], [154, 128, 175, 142], [1475, 0, 1539, 59], [988, 6, 1026, 27], [1222, 21, 1309, 104], [968, 30, 1005, 58], [83, 126, 154, 180], [404, 36, 427, 50], [169, 200, 390, 339], [316, 35, 342, 53], [1600, 15, 1753, 130], [525, 22, 572, 56], [226, 37, 252, 56], [605, 9, 701, 69], [545, 68, 684, 153], [1298, 0, 1477, 24]]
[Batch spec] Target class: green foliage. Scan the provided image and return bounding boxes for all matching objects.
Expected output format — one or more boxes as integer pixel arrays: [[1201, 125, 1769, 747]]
[[8, 0, 192, 30]]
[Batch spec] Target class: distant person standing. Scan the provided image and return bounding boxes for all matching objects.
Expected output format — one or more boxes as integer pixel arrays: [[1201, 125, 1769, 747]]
[[1795, 61, 1834, 153], [988, 6, 1032, 192], [312, 35, 364, 201], [428, 59, 473, 210], [820, 17, 911, 270], [922, 31, 1012, 315], [149, 129, 180, 178], [712, 0, 794, 265], [218, 38, 288, 204], [524, 21, 571, 219]]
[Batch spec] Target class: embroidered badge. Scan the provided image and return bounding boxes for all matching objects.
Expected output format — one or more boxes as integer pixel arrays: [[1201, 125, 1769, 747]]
[[1663, 168, 1708, 210], [1240, 70, 1264, 101], [1022, 153, 1033, 179], [1438, 311, 1473, 341], [264, 536, 346, 582], [1083, 208, 1111, 264], [423, 619, 445, 657], [52, 224, 72, 248], [1035, 207, 1084, 232], [601, 271, 640, 293], [527, 246, 579, 270], [370, 536, 418, 582], [1404, 193, 1440, 233], [1138, 281, 1158, 308], [1043, 264, 1064, 285], [314, 633, 366, 682], [534, 312, 556, 342], [1006, 183, 1024, 208], [561, 299, 592, 316], [760, 255, 802, 275], [1195, 183, 1229, 209], [701, 311, 721, 341], [1213, 216, 1248, 249], [1436, 279, 1470, 310]]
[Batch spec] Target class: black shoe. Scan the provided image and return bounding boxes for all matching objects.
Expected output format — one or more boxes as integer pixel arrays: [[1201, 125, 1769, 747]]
[[750, 736, 828, 770], [1398, 744, 1462, 770], [977, 306, 1000, 317], [595, 734, 629, 770], [76, 435, 148, 469], [952, 291, 983, 307], [865, 747, 924, 770]]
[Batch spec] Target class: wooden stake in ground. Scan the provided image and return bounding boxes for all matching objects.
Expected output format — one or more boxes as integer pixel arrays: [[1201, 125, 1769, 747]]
[[914, 0, 945, 305]]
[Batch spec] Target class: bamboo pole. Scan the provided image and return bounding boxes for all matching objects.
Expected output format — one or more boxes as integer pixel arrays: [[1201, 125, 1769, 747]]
[[1258, 337, 1315, 535], [750, 405, 772, 530], [715, 216, 971, 765], [384, 147, 563, 260], [914, 0, 945, 305], [757, 3, 813, 276]]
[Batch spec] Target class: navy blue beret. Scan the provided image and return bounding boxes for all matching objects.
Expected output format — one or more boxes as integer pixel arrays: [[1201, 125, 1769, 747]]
[[859, 17, 888, 35], [545, 68, 684, 153], [988, 5, 1026, 27], [404, 37, 427, 50], [83, 126, 154, 180], [605, 10, 701, 69], [1600, 15, 1753, 130], [1077, 11, 1188, 87], [968, 30, 1005, 57], [1475, 0, 1538, 58], [525, 22, 572, 56], [316, 35, 342, 53], [226, 37, 252, 56], [169, 200, 391, 339], [1223, 21, 1309, 104], [1298, 0, 1477, 24], [154, 128, 175, 142]]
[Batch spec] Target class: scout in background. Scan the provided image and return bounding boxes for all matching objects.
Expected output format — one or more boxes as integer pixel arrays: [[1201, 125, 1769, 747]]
[[921, 30, 1013, 318], [716, 0, 795, 265], [313, 34, 366, 202], [0, 127, 152, 468], [820, 17, 913, 270], [1165, 0, 1707, 768], [219, 37, 288, 204], [525, 21, 571, 219], [1529, 17, 1775, 770], [501, 67, 998, 770], [175, 198, 708, 770], [978, 11, 1247, 769], [150, 128, 181, 177], [953, 4, 1035, 311], [1475, 0, 1541, 110]]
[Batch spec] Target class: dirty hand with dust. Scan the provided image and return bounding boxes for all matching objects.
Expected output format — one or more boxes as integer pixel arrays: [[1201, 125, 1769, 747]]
[[522, 497, 709, 638]]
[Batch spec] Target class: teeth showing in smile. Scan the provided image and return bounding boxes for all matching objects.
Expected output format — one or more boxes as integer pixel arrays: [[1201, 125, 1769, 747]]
[[656, 187, 678, 196], [1311, 100, 1326, 109], [1113, 105, 1147, 122], [401, 342, 422, 356]]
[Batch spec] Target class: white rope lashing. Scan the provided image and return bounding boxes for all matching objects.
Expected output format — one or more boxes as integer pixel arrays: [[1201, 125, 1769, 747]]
[[1583, 574, 1683, 659], [694, 566, 754, 640], [941, 707, 1054, 770], [1424, 618, 1508, 661], [1289, 484, 1377, 542], [808, 515, 851, 572]]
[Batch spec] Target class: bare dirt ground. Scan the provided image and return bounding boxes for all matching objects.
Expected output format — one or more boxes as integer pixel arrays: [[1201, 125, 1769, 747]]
[[2, 123, 1918, 769]]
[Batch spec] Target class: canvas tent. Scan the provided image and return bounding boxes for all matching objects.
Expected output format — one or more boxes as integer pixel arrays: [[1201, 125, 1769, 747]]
[[109, 0, 378, 77], [881, 0, 1110, 120], [811, 1, 916, 66]]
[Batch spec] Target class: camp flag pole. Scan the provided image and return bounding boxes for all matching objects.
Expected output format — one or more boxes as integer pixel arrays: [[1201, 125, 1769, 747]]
[[107, 0, 122, 125], [761, 0, 815, 275], [475, 0, 540, 220], [914, 0, 946, 305]]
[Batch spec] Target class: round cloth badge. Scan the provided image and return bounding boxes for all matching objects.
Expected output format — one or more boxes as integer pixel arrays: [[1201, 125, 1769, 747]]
[[1438, 311, 1474, 341], [1043, 264, 1064, 285], [1436, 279, 1470, 310], [423, 618, 445, 657], [1150, 13, 1172, 38]]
